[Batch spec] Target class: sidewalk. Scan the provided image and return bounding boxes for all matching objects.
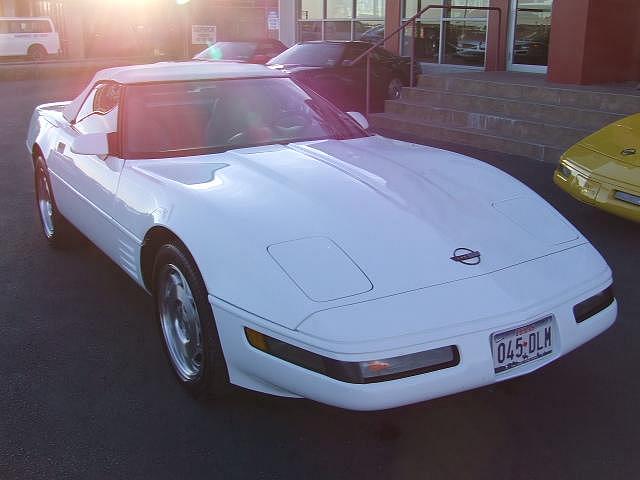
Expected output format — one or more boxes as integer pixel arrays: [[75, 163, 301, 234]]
[[0, 56, 169, 81]]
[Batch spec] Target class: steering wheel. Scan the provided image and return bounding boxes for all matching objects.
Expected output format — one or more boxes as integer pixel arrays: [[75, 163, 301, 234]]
[[227, 131, 249, 145], [271, 112, 310, 137]]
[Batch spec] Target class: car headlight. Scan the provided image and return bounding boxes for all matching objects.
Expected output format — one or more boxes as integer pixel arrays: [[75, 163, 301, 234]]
[[245, 328, 460, 383], [557, 164, 572, 179]]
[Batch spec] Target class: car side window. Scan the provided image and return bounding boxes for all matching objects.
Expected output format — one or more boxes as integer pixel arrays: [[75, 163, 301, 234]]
[[342, 45, 369, 66], [373, 47, 394, 62], [75, 83, 121, 135]]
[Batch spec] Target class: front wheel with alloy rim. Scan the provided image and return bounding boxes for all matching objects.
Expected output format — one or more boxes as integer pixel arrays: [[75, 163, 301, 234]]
[[34, 156, 74, 248], [153, 243, 229, 399]]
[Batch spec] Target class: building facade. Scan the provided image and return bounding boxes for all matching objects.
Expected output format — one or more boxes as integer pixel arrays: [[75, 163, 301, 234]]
[[2, 0, 637, 85], [279, 0, 640, 85], [1, 0, 279, 59]]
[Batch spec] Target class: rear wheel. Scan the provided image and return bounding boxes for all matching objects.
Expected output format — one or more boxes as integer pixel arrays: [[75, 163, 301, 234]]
[[34, 156, 74, 248], [153, 243, 229, 399], [28, 44, 47, 61]]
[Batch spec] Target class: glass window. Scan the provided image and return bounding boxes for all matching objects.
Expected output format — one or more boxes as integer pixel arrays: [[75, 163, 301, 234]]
[[356, 0, 386, 18], [443, 20, 487, 66], [298, 21, 322, 41], [255, 41, 286, 58], [74, 84, 120, 135], [9, 21, 24, 33], [327, 0, 353, 18], [512, 0, 552, 66], [445, 0, 489, 19], [401, 20, 441, 63], [324, 21, 352, 40], [355, 21, 384, 43], [76, 83, 121, 123], [297, 0, 387, 43], [123, 78, 366, 158], [404, 0, 443, 19], [194, 42, 257, 62], [342, 43, 369, 62], [93, 84, 121, 114], [35, 20, 52, 33], [300, 0, 323, 20], [268, 43, 345, 67]]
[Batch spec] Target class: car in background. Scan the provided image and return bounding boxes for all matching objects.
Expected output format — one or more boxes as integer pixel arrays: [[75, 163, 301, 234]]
[[554, 113, 640, 222], [454, 39, 486, 60], [194, 39, 287, 64], [267, 41, 412, 112], [0, 16, 60, 60], [358, 24, 384, 44], [26, 61, 616, 411]]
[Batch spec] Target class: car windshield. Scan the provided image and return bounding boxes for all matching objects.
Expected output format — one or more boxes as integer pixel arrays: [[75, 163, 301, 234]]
[[267, 43, 345, 67], [123, 77, 367, 158], [193, 42, 257, 61]]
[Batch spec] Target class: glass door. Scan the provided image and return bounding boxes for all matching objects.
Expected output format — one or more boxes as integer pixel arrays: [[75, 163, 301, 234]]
[[402, 1, 489, 69], [441, 1, 489, 67], [507, 0, 552, 72]]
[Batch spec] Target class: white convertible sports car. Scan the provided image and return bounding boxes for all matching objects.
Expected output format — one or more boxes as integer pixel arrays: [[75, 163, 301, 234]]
[[27, 62, 616, 410]]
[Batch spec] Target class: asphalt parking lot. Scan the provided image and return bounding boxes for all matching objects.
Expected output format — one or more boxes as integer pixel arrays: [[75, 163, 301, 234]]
[[1, 77, 639, 480]]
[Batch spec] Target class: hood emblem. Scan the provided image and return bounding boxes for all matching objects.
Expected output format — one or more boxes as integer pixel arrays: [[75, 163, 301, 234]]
[[621, 148, 637, 156], [451, 248, 481, 265]]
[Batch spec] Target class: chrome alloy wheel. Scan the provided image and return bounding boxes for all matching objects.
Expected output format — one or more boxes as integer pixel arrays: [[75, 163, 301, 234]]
[[387, 78, 404, 100], [37, 170, 54, 238], [158, 264, 204, 381]]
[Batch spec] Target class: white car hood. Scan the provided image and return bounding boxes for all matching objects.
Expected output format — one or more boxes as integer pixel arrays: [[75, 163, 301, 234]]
[[129, 135, 584, 329]]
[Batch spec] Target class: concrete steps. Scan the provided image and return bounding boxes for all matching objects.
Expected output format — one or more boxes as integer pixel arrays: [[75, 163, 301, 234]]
[[370, 73, 639, 162], [371, 112, 565, 163], [417, 75, 640, 115]]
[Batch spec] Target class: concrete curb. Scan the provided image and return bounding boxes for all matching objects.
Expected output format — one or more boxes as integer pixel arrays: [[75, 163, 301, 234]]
[[0, 57, 168, 81]]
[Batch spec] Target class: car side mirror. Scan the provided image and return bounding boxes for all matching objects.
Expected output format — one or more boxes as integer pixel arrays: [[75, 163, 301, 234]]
[[70, 132, 110, 156], [347, 111, 369, 130]]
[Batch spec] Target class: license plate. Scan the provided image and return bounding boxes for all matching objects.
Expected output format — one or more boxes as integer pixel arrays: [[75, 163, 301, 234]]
[[492, 316, 553, 373]]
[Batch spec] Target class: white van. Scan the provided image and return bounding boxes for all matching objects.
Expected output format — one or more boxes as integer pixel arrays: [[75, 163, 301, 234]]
[[0, 17, 60, 60]]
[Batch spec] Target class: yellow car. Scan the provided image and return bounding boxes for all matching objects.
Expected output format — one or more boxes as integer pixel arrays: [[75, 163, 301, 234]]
[[554, 113, 640, 222]]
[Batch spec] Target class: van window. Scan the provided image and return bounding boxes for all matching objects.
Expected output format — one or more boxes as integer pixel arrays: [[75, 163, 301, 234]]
[[9, 20, 52, 34], [35, 20, 52, 33]]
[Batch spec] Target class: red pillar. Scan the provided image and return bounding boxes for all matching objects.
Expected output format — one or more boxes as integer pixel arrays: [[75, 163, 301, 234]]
[[384, 0, 402, 54], [548, 0, 640, 84], [486, 0, 509, 71]]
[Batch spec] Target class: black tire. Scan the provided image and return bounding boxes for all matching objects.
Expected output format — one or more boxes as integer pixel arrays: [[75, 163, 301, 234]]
[[387, 76, 405, 100], [153, 243, 229, 399], [34, 156, 75, 249], [28, 44, 47, 61]]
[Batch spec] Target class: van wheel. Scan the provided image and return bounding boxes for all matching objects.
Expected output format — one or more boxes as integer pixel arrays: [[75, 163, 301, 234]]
[[28, 44, 47, 61]]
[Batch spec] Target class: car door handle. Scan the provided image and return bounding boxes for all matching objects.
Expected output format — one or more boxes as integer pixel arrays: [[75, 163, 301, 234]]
[[56, 142, 66, 154]]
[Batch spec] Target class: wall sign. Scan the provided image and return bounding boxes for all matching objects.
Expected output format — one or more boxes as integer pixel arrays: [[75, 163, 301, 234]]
[[267, 11, 280, 31], [191, 25, 216, 45]]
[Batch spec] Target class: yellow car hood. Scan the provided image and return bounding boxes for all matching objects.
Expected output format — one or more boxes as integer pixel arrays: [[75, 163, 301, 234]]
[[580, 113, 640, 167]]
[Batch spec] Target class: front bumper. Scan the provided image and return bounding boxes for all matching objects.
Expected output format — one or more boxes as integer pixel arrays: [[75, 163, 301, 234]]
[[554, 158, 640, 222], [211, 244, 616, 411]]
